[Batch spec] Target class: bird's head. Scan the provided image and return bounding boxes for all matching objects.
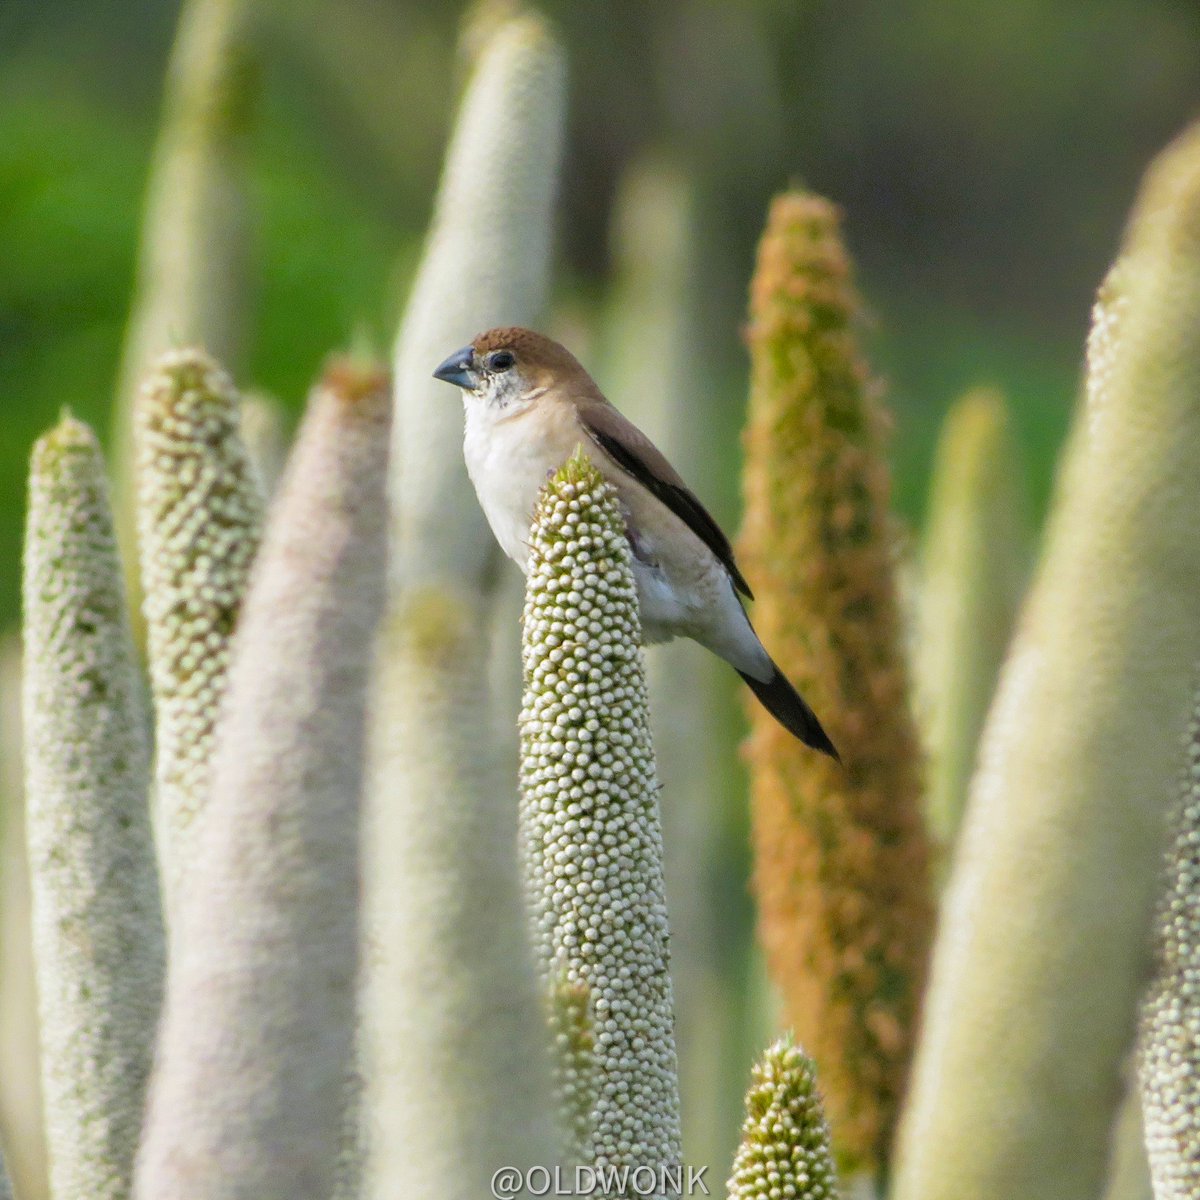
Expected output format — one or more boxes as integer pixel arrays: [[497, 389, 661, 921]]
[[432, 327, 589, 412]]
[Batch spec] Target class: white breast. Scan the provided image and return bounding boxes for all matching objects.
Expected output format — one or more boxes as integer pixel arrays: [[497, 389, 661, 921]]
[[462, 399, 564, 572]]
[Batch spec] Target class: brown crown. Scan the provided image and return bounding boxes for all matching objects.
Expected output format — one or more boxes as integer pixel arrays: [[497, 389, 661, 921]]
[[472, 327, 587, 376]]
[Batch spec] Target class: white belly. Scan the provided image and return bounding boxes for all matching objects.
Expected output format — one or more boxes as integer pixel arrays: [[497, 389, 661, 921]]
[[629, 559, 700, 644], [631, 547, 755, 672]]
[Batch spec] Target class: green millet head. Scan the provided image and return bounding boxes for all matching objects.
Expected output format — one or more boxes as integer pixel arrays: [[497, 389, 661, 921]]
[[729, 1037, 839, 1200]]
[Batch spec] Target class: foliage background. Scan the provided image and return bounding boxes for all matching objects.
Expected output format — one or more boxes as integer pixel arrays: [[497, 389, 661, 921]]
[[2, 0, 1198, 640]]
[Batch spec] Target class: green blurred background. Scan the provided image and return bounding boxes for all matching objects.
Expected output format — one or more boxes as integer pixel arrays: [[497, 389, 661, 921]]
[[1, 0, 1198, 632]]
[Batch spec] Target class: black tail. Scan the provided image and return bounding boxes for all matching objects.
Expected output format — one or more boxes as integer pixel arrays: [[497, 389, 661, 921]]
[[738, 665, 840, 761]]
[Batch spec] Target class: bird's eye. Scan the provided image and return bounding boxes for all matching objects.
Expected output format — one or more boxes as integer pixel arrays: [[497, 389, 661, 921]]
[[487, 350, 516, 372]]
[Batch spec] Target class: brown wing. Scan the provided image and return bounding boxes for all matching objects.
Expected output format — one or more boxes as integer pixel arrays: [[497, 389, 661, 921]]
[[580, 403, 754, 600]]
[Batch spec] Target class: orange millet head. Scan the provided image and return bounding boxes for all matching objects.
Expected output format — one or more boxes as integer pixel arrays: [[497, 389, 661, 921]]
[[739, 188, 934, 1180]]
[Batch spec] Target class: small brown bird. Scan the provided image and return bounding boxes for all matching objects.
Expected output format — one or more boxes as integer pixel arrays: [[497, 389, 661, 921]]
[[434, 327, 838, 758]]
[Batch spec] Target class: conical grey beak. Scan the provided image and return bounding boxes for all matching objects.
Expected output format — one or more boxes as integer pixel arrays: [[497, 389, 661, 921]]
[[432, 345, 479, 390]]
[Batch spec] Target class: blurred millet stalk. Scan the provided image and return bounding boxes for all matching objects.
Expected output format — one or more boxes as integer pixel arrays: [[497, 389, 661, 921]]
[[0, 638, 43, 1200], [911, 386, 1027, 861], [738, 190, 934, 1181], [239, 392, 290, 498], [112, 0, 258, 594], [134, 358, 391, 1200], [599, 156, 745, 1174], [892, 117, 1200, 1200], [361, 13, 566, 1199], [1084, 261, 1131, 433], [519, 451, 682, 1175], [22, 417, 165, 1200], [1101, 1075, 1155, 1200]]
